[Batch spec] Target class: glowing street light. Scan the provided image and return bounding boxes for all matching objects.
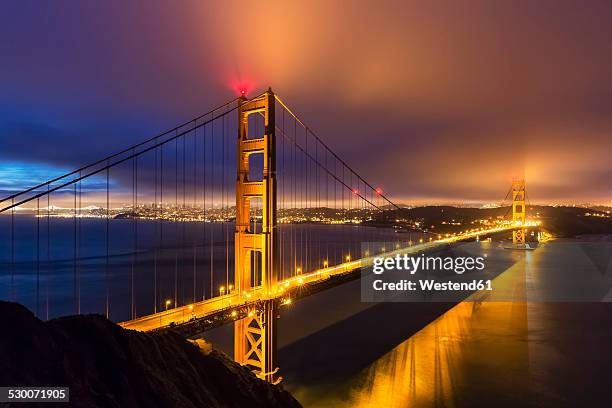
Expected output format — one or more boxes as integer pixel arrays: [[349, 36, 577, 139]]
[[220, 286, 226, 296], [323, 260, 329, 267], [345, 254, 351, 262], [165, 299, 172, 311]]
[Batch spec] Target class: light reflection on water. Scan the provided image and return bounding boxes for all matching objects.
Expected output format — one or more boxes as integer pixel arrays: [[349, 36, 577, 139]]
[[343, 301, 529, 408], [296, 249, 531, 408], [294, 239, 612, 407]]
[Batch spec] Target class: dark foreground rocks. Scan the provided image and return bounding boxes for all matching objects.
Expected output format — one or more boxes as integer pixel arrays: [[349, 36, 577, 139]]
[[0, 301, 301, 407]]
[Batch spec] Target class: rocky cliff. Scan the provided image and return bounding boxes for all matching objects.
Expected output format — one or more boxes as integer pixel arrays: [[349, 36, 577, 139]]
[[0, 301, 300, 407]]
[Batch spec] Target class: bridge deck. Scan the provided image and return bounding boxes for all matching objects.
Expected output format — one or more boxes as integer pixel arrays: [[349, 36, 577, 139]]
[[119, 225, 526, 332]]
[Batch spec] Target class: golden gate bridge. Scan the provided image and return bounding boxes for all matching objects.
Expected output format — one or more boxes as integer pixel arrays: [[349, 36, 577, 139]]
[[0, 88, 532, 382]]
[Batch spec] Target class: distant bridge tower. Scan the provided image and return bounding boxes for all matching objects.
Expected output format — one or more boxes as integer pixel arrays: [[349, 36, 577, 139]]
[[234, 89, 279, 382], [512, 179, 526, 245]]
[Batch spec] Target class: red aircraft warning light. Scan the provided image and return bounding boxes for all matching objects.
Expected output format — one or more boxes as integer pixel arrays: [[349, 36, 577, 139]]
[[375, 188, 383, 195], [352, 189, 359, 195]]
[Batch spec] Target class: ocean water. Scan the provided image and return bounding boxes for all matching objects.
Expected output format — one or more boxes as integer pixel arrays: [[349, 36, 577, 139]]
[[279, 238, 612, 407], [0, 214, 421, 322]]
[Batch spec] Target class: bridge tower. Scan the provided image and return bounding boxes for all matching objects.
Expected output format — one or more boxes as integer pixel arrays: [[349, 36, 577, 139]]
[[512, 179, 526, 245], [234, 89, 279, 382]]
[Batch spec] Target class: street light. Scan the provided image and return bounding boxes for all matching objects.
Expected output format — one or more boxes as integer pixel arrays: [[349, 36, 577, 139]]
[[220, 286, 226, 296], [165, 299, 172, 311]]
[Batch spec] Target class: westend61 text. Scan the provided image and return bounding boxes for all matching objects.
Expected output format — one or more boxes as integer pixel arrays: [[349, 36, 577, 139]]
[[372, 279, 493, 292], [372, 254, 485, 275]]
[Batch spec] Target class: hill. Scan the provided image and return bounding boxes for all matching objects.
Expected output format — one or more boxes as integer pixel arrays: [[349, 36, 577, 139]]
[[0, 301, 300, 408]]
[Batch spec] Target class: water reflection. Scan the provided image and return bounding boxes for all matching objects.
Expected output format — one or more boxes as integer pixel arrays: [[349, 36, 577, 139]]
[[300, 239, 612, 407], [345, 301, 529, 408], [312, 260, 530, 408]]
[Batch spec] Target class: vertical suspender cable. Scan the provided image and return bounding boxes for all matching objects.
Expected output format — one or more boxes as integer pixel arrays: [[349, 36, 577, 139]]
[[46, 185, 50, 319], [11, 198, 15, 301], [73, 181, 77, 313], [106, 163, 110, 318], [174, 134, 178, 308], [210, 118, 214, 298], [36, 197, 40, 317], [193, 122, 197, 305], [154, 140, 158, 313]]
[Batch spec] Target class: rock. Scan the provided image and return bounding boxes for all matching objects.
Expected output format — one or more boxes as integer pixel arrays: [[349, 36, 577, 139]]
[[0, 301, 301, 408]]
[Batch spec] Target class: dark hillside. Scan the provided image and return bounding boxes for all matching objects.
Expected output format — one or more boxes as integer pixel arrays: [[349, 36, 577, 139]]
[[0, 301, 300, 408]]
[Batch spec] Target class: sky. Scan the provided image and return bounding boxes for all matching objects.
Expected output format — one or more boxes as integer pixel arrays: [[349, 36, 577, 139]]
[[1, 0, 611, 205]]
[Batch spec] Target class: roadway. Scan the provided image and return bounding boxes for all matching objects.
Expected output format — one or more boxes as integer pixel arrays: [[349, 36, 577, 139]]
[[119, 224, 530, 332]]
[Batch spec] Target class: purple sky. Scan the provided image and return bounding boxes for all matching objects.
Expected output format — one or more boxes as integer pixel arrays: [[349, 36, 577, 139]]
[[1, 0, 611, 205]]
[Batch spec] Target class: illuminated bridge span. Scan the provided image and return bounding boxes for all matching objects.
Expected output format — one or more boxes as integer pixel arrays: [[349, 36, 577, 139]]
[[0, 89, 532, 382]]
